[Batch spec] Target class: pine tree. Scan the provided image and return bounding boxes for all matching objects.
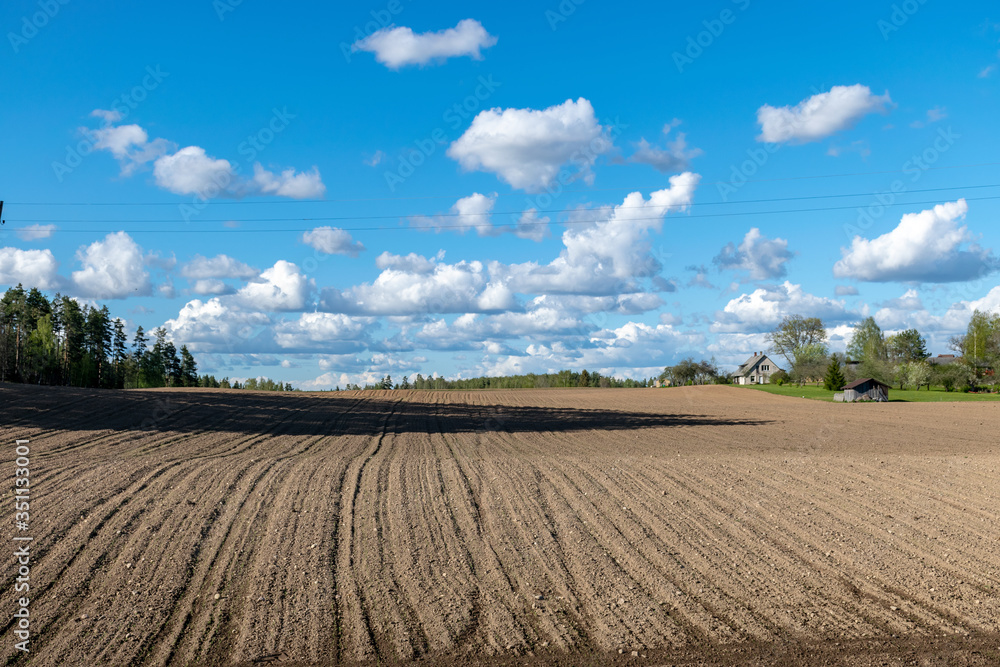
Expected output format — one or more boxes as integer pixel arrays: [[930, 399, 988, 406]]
[[179, 345, 198, 387], [823, 358, 846, 391]]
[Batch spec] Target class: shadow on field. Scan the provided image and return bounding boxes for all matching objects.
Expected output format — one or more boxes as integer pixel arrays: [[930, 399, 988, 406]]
[[1, 384, 773, 436]]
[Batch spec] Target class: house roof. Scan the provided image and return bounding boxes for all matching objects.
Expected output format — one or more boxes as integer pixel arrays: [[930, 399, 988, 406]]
[[929, 354, 959, 365], [732, 353, 780, 377], [842, 377, 890, 391]]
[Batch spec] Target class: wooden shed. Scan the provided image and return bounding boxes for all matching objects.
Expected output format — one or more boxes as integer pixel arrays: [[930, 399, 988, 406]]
[[841, 378, 889, 402]]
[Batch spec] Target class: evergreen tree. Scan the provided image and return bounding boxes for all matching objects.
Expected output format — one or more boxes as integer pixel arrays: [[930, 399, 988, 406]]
[[179, 345, 198, 387], [823, 358, 846, 391]]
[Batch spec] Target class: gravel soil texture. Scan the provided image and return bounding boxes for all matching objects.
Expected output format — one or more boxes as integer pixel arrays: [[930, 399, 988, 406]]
[[1, 383, 998, 666]]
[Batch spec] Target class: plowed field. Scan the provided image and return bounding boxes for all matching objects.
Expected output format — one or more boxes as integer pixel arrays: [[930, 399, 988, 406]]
[[2, 384, 999, 666]]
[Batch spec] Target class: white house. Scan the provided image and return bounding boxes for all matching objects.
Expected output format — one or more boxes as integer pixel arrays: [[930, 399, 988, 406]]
[[732, 352, 782, 385]]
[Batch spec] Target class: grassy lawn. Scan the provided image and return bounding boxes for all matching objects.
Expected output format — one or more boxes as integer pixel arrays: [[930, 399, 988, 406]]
[[734, 383, 1000, 402]]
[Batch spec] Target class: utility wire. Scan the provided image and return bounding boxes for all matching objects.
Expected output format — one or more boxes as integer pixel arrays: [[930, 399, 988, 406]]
[[6, 162, 1000, 206], [10, 195, 1000, 234], [13, 184, 1000, 224]]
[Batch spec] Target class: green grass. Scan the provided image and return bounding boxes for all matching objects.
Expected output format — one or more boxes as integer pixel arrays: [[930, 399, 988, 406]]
[[734, 383, 1000, 402]]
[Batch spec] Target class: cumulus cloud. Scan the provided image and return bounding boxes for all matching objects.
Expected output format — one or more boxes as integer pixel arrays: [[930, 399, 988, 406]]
[[512, 209, 550, 242], [352, 18, 497, 69], [71, 232, 151, 298], [756, 84, 892, 144], [190, 279, 236, 296], [712, 281, 857, 333], [235, 261, 314, 311], [152, 146, 238, 196], [273, 313, 370, 352], [89, 113, 325, 199], [409, 192, 496, 235], [320, 258, 514, 316], [180, 254, 259, 280], [475, 320, 692, 380], [713, 228, 794, 281], [90, 122, 171, 176], [834, 199, 996, 282], [164, 297, 273, 354], [252, 164, 326, 199], [301, 227, 366, 256], [494, 172, 700, 295], [627, 121, 703, 173], [835, 285, 859, 296], [0, 247, 60, 289], [448, 98, 612, 191], [15, 224, 56, 241], [375, 250, 443, 274]]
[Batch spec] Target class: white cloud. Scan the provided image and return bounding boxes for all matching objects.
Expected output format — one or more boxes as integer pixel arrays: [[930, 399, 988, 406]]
[[90, 122, 171, 176], [712, 281, 857, 333], [756, 84, 892, 144], [71, 232, 151, 298], [475, 320, 692, 379], [88, 115, 326, 200], [513, 209, 549, 242], [0, 247, 60, 289], [834, 199, 996, 283], [301, 227, 365, 256], [627, 121, 702, 173], [235, 261, 314, 311], [873, 289, 927, 329], [252, 164, 326, 199], [409, 192, 496, 235], [352, 18, 497, 69], [164, 298, 273, 354], [190, 279, 235, 296], [978, 64, 996, 79], [713, 228, 794, 281], [448, 98, 611, 191], [273, 312, 370, 352], [374, 251, 441, 274], [320, 258, 513, 316], [15, 224, 56, 241], [153, 146, 238, 197], [494, 173, 699, 295], [835, 285, 859, 296], [181, 254, 259, 280]]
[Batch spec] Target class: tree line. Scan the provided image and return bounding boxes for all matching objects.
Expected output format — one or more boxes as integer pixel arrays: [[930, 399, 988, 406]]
[[0, 285, 198, 388], [766, 310, 999, 392], [0, 284, 297, 392], [336, 369, 657, 391]]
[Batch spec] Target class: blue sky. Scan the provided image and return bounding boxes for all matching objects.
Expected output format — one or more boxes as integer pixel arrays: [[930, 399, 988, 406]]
[[2, 0, 999, 387]]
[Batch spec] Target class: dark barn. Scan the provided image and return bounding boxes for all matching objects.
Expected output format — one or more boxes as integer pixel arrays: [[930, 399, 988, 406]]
[[841, 378, 890, 402]]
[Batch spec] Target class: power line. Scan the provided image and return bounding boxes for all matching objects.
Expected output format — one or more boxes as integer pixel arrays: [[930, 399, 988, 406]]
[[13, 184, 1000, 224], [11, 195, 1000, 234], [6, 161, 1000, 206]]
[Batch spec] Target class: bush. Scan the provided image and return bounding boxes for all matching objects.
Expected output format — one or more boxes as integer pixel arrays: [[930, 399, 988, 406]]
[[770, 370, 789, 385]]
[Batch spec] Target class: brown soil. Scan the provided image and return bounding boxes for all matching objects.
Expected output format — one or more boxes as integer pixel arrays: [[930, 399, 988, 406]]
[[1, 383, 998, 666]]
